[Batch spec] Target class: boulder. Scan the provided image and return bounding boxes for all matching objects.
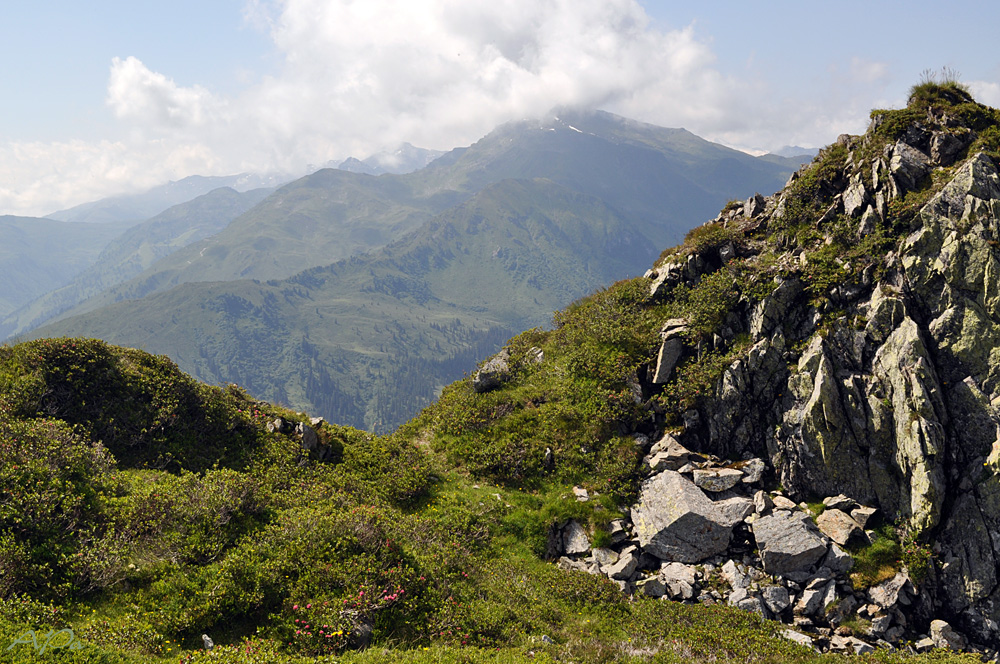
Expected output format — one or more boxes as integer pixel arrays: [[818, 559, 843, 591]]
[[660, 562, 697, 600], [868, 572, 913, 609], [771, 495, 798, 510], [644, 433, 697, 471], [821, 543, 854, 576], [631, 471, 733, 563], [721, 560, 751, 590], [762, 585, 791, 614], [562, 521, 590, 556], [472, 350, 510, 393], [930, 619, 967, 650], [816, 509, 866, 546], [693, 467, 744, 492], [738, 458, 766, 484], [753, 511, 829, 575], [850, 506, 877, 529], [890, 140, 931, 192], [637, 576, 667, 598], [606, 551, 639, 581], [753, 490, 774, 514], [822, 494, 856, 511], [714, 496, 755, 527], [652, 338, 685, 384]]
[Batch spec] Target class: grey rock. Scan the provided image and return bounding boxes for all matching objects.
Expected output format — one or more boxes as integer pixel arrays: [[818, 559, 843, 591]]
[[750, 278, 803, 340], [826, 594, 859, 625], [822, 494, 856, 511], [868, 572, 913, 609], [637, 576, 667, 598], [830, 635, 874, 656], [607, 551, 639, 581], [631, 471, 732, 563], [738, 458, 766, 484], [296, 422, 319, 451], [781, 629, 817, 651], [753, 511, 829, 575], [660, 562, 698, 600], [795, 580, 835, 616], [753, 490, 774, 514], [816, 509, 866, 546], [572, 486, 589, 502], [645, 434, 697, 471], [914, 637, 936, 653], [822, 543, 855, 576], [746, 192, 765, 218], [562, 521, 590, 556], [608, 519, 628, 544], [736, 596, 769, 618], [762, 585, 791, 614], [472, 350, 510, 393], [591, 548, 618, 567], [843, 176, 868, 217], [890, 140, 931, 192], [771, 495, 798, 510], [652, 338, 685, 384], [870, 614, 893, 635], [850, 506, 877, 529], [693, 467, 744, 492], [721, 560, 751, 590], [930, 619, 967, 650], [714, 496, 755, 528]]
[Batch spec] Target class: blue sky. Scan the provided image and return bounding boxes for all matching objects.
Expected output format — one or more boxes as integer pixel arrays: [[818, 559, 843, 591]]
[[2, 0, 998, 216]]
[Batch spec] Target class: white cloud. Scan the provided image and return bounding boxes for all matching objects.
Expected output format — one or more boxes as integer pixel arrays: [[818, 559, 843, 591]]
[[0, 0, 898, 215], [969, 81, 1000, 108], [107, 56, 223, 130]]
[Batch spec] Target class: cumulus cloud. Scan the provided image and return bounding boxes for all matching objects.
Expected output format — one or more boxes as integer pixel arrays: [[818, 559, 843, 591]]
[[107, 56, 223, 129], [0, 0, 894, 215]]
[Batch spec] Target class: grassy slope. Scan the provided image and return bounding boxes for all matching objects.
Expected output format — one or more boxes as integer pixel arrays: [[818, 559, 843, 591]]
[[0, 337, 977, 664]]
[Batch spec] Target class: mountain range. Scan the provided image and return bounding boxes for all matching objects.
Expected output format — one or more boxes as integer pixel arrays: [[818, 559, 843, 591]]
[[20, 109, 806, 430]]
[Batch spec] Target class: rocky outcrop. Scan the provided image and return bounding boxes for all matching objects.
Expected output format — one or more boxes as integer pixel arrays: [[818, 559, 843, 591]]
[[616, 98, 1000, 656]]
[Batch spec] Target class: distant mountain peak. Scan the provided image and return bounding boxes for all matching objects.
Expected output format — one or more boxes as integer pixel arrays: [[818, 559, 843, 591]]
[[335, 142, 445, 175]]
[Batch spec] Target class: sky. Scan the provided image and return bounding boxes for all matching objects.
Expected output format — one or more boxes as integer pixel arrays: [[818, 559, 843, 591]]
[[2, 0, 999, 217]]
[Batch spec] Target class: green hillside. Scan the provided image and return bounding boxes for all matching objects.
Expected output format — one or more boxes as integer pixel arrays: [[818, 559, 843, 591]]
[[0, 216, 133, 319], [1, 187, 273, 339], [34, 178, 658, 430], [29, 112, 800, 431]]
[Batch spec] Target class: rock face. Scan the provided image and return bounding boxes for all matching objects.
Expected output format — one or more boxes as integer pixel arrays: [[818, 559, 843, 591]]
[[631, 471, 732, 562], [611, 97, 1000, 655]]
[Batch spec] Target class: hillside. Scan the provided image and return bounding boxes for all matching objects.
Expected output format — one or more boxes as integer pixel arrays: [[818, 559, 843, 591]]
[[30, 111, 800, 431], [34, 178, 656, 430], [55, 110, 795, 310], [0, 216, 133, 320], [1, 186, 274, 339], [46, 173, 287, 224], [0, 81, 997, 663]]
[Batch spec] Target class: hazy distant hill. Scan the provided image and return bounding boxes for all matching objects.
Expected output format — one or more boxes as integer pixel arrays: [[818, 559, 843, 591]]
[[32, 110, 800, 430], [53, 110, 796, 314], [46, 173, 288, 224], [336, 142, 445, 175], [0, 216, 133, 320], [2, 186, 274, 338]]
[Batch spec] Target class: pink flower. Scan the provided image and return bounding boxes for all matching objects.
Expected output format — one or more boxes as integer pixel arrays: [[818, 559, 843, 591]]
[[292, 604, 299, 610]]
